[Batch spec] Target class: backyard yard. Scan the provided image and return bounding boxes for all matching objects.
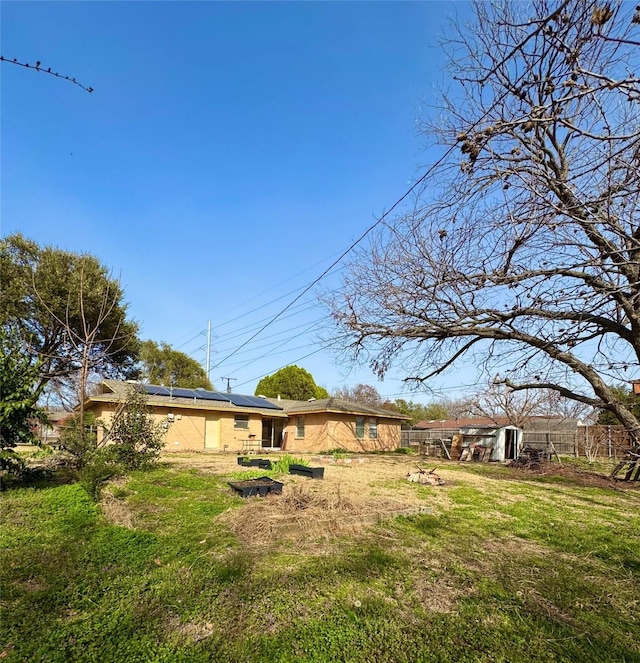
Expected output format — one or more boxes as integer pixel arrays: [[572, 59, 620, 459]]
[[1, 452, 639, 662]]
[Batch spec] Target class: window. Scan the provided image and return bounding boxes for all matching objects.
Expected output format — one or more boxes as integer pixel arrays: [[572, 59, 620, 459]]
[[356, 416, 365, 439], [368, 418, 378, 439], [234, 415, 249, 429], [296, 416, 305, 438]]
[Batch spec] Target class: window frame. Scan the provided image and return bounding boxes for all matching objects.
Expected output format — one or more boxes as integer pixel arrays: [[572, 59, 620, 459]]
[[368, 418, 378, 439], [355, 416, 365, 439], [296, 416, 305, 438], [234, 414, 250, 430]]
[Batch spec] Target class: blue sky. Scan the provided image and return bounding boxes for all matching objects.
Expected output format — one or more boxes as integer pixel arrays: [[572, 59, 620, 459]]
[[1, 0, 478, 402]]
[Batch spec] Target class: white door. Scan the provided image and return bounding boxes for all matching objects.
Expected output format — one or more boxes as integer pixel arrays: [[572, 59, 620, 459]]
[[205, 416, 220, 449]]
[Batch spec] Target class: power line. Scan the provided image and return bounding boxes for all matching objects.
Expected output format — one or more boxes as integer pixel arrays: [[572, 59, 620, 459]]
[[225, 339, 325, 374], [212, 300, 321, 346], [212, 145, 457, 371], [215, 320, 324, 366], [1, 56, 94, 93], [234, 348, 326, 389], [210, 256, 345, 331], [174, 327, 208, 350], [213, 313, 324, 354]]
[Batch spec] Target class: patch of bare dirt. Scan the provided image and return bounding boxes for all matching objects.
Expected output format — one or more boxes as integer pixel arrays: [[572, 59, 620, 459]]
[[165, 615, 215, 643], [412, 576, 467, 614], [509, 463, 638, 490]]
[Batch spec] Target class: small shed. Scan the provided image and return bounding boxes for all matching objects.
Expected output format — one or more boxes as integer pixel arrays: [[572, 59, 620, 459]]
[[456, 424, 523, 462]]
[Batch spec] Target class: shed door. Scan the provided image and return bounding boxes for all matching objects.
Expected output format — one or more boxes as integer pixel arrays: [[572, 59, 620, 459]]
[[505, 429, 517, 460], [205, 416, 220, 449]]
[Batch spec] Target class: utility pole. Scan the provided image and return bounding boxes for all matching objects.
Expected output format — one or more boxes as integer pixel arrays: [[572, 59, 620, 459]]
[[221, 377, 236, 394], [206, 320, 211, 382]]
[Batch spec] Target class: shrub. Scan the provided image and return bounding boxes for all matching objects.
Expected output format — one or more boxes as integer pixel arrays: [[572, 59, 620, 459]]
[[60, 387, 165, 499], [0, 449, 26, 490], [0, 327, 46, 483], [106, 389, 166, 470], [79, 449, 122, 501], [58, 412, 100, 469]]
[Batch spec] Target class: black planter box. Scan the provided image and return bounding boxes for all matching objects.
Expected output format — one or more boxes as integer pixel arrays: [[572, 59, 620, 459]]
[[228, 476, 283, 498], [288, 464, 324, 479], [236, 457, 272, 468]]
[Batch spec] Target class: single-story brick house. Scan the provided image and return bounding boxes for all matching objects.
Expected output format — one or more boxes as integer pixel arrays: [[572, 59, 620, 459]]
[[84, 381, 404, 453], [265, 397, 404, 453]]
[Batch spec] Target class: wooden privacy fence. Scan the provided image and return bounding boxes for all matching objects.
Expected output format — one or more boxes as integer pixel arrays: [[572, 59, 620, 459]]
[[400, 430, 457, 458], [401, 426, 634, 460], [401, 430, 459, 444]]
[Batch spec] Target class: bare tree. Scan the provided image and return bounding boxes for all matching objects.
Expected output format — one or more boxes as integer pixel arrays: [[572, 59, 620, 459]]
[[332, 384, 384, 406], [465, 380, 594, 425], [535, 388, 597, 423], [329, 0, 640, 443], [467, 381, 546, 427], [35, 265, 137, 436]]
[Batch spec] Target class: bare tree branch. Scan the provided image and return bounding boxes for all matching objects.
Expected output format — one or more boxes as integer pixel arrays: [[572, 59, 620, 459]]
[[0, 56, 93, 93], [327, 0, 640, 443]]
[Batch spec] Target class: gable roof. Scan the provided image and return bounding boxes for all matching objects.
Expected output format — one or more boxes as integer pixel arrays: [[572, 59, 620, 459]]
[[89, 382, 405, 421], [266, 396, 406, 419]]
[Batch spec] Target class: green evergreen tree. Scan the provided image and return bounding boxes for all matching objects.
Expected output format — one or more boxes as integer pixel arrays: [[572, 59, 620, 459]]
[[393, 399, 449, 426], [255, 365, 328, 400], [597, 386, 640, 426], [138, 340, 213, 390], [0, 234, 139, 394]]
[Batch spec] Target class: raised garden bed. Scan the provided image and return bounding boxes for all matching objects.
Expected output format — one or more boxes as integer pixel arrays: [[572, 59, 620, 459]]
[[228, 476, 283, 498], [236, 457, 273, 469], [288, 464, 324, 479]]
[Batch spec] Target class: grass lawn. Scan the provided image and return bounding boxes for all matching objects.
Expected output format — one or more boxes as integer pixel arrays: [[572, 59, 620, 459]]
[[1, 453, 639, 662]]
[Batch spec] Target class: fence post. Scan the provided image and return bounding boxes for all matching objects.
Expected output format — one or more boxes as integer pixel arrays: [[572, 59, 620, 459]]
[[574, 430, 578, 458], [607, 426, 612, 458], [584, 425, 589, 460]]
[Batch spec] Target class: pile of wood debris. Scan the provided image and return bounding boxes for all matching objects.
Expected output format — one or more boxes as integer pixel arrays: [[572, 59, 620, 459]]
[[509, 446, 550, 469], [406, 467, 445, 486]]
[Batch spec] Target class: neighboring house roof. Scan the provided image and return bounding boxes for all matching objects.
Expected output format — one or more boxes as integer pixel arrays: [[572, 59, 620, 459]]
[[35, 410, 71, 441], [414, 417, 497, 430], [46, 410, 72, 424], [414, 415, 581, 431], [266, 397, 406, 419], [521, 416, 582, 431]]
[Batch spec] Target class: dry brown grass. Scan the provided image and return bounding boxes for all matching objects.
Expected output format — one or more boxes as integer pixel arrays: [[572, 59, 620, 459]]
[[165, 615, 215, 644], [101, 478, 136, 529], [217, 475, 431, 548], [193, 454, 448, 548]]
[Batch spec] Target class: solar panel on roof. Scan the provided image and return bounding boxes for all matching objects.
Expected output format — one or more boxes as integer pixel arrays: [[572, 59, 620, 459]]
[[246, 396, 283, 410], [143, 385, 281, 409], [145, 386, 228, 402], [169, 388, 199, 399], [227, 394, 283, 410], [145, 385, 171, 397], [194, 391, 231, 403]]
